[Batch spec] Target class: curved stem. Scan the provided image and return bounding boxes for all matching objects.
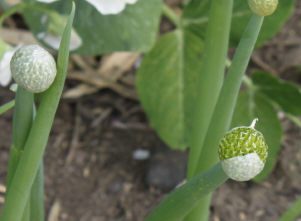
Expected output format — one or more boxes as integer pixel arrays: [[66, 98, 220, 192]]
[[0, 2, 56, 29], [146, 162, 228, 221], [0, 100, 15, 115], [0, 2, 26, 27], [162, 4, 181, 27], [286, 113, 301, 128], [279, 196, 301, 221]]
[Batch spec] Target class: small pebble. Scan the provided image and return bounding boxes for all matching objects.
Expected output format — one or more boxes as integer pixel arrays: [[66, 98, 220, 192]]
[[132, 148, 150, 160]]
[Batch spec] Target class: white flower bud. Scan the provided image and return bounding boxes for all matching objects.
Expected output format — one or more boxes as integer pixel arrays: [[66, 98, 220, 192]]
[[248, 0, 278, 16], [10, 44, 57, 93], [218, 119, 268, 181]]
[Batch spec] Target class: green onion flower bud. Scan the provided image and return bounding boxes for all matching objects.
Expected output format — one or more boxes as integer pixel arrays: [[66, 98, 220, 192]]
[[10, 44, 57, 93], [218, 119, 268, 181], [248, 0, 278, 16]]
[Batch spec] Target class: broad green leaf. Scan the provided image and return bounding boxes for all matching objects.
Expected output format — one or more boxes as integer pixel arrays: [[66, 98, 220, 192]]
[[182, 0, 295, 47], [136, 30, 203, 149], [252, 71, 301, 116], [23, 0, 162, 54], [231, 91, 282, 182]]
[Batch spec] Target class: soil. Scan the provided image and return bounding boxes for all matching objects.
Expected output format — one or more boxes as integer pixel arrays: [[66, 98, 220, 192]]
[[1, 1, 301, 221]]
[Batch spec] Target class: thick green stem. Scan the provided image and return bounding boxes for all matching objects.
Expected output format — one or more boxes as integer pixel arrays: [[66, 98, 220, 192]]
[[146, 162, 228, 221], [186, 0, 233, 180], [6, 88, 33, 190], [21, 203, 30, 221], [0, 100, 15, 115], [279, 196, 301, 221], [162, 4, 181, 27], [184, 194, 212, 221], [30, 163, 45, 221], [286, 113, 301, 128], [187, 14, 264, 221], [195, 14, 264, 175], [0, 4, 75, 221], [6, 87, 34, 221]]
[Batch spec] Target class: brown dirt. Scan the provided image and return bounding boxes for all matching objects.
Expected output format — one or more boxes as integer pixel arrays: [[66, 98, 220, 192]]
[[1, 1, 301, 221]]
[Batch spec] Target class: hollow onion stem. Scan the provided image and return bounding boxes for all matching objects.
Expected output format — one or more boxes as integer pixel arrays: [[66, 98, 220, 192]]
[[187, 14, 264, 221], [146, 162, 228, 221], [162, 4, 181, 27], [6, 87, 34, 221], [184, 1, 233, 220], [186, 0, 233, 180], [0, 4, 75, 221], [279, 196, 301, 221]]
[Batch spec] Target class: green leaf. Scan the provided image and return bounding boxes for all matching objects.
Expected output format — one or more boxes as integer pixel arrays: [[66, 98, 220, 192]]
[[146, 162, 228, 221], [136, 30, 203, 149], [182, 0, 295, 47], [252, 71, 301, 116], [23, 0, 162, 54], [0, 100, 15, 115], [279, 195, 301, 221], [231, 91, 282, 182]]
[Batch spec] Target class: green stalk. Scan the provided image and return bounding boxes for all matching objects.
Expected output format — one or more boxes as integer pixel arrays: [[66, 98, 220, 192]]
[[30, 163, 45, 221], [0, 4, 75, 221], [162, 4, 181, 27], [6, 88, 33, 190], [279, 196, 301, 221], [21, 204, 30, 221], [0, 2, 56, 28], [186, 14, 264, 221], [30, 104, 45, 221], [195, 13, 264, 179], [0, 2, 26, 27], [6, 87, 34, 221], [0, 100, 15, 115], [186, 0, 233, 180], [286, 113, 301, 128], [146, 162, 228, 221]]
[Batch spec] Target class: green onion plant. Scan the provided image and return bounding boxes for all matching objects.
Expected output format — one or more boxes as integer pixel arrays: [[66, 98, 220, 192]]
[[0, 2, 75, 221], [0, 0, 300, 220]]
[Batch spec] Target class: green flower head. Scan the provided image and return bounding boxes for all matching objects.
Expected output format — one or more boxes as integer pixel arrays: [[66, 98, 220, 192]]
[[218, 119, 268, 181], [248, 0, 278, 16]]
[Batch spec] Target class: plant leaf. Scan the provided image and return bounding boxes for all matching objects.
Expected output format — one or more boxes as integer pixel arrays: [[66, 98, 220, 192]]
[[136, 30, 203, 149], [182, 0, 295, 47], [23, 0, 162, 54], [231, 91, 282, 182], [146, 162, 228, 221], [252, 71, 301, 116]]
